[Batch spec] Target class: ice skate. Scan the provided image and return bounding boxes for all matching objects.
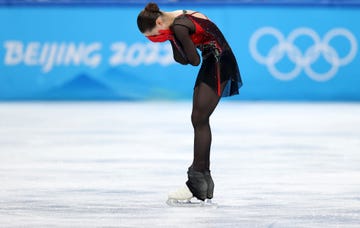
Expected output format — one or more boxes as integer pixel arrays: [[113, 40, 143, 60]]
[[166, 185, 217, 207], [185, 168, 217, 207], [166, 167, 217, 207]]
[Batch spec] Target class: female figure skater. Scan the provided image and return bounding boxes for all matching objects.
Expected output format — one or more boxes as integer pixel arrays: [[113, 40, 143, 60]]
[[137, 2, 242, 204]]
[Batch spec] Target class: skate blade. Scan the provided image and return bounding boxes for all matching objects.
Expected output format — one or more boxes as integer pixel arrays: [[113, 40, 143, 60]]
[[166, 199, 217, 208]]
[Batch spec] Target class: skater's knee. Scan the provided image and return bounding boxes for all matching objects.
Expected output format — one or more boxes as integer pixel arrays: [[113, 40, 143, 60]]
[[191, 111, 209, 128]]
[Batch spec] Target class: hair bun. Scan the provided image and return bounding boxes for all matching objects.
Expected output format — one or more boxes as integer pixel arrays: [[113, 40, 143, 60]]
[[145, 2, 160, 13]]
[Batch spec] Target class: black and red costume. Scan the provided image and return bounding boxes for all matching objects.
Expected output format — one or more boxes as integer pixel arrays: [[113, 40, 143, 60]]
[[169, 10, 242, 97]]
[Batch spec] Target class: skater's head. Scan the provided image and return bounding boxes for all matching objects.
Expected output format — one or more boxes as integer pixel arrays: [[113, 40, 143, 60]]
[[137, 2, 161, 34], [137, 2, 170, 38]]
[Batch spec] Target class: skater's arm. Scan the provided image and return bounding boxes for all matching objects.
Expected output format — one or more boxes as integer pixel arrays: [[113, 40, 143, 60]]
[[170, 39, 189, 65], [172, 24, 200, 66]]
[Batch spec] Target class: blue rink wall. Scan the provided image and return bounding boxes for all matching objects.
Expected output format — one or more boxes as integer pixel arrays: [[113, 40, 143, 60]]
[[0, 6, 359, 101]]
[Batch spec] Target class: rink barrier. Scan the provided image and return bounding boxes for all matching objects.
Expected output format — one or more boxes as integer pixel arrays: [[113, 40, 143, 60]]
[[0, 6, 359, 101]]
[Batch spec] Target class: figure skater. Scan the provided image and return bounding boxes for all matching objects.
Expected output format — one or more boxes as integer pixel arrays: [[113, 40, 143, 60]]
[[137, 2, 242, 204]]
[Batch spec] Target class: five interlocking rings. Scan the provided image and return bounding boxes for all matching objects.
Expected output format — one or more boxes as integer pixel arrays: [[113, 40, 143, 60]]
[[249, 27, 358, 81]]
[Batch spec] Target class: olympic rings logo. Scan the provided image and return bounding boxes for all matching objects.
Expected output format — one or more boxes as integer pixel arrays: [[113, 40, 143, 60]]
[[249, 27, 358, 81]]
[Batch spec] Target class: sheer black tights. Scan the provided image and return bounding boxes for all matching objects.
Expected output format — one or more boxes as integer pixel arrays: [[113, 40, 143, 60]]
[[191, 82, 221, 172]]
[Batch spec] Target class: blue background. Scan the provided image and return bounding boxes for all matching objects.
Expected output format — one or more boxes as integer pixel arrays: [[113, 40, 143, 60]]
[[0, 5, 359, 101]]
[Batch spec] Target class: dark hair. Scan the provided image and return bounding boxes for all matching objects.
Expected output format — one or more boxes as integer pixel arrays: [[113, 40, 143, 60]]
[[137, 2, 163, 33]]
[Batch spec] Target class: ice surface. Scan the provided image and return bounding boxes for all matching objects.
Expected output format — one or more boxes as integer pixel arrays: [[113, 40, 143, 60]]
[[0, 102, 359, 227]]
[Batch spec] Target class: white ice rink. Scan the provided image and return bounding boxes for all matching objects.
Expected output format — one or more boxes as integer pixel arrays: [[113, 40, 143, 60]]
[[0, 102, 359, 228]]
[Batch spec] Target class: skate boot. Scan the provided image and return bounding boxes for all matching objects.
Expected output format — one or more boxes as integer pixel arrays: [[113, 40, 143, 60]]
[[166, 184, 216, 207], [168, 185, 193, 202], [186, 167, 208, 201], [203, 170, 214, 199], [166, 167, 217, 208]]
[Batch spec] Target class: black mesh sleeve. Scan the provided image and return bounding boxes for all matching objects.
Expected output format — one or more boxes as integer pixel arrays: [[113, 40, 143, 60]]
[[170, 39, 188, 65], [171, 20, 200, 66]]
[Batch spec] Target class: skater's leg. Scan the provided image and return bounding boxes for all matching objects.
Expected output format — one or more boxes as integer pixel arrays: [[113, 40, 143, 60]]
[[169, 82, 223, 202], [191, 82, 221, 172]]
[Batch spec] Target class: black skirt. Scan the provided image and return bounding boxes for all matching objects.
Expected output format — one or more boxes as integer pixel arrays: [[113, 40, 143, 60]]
[[195, 46, 243, 97]]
